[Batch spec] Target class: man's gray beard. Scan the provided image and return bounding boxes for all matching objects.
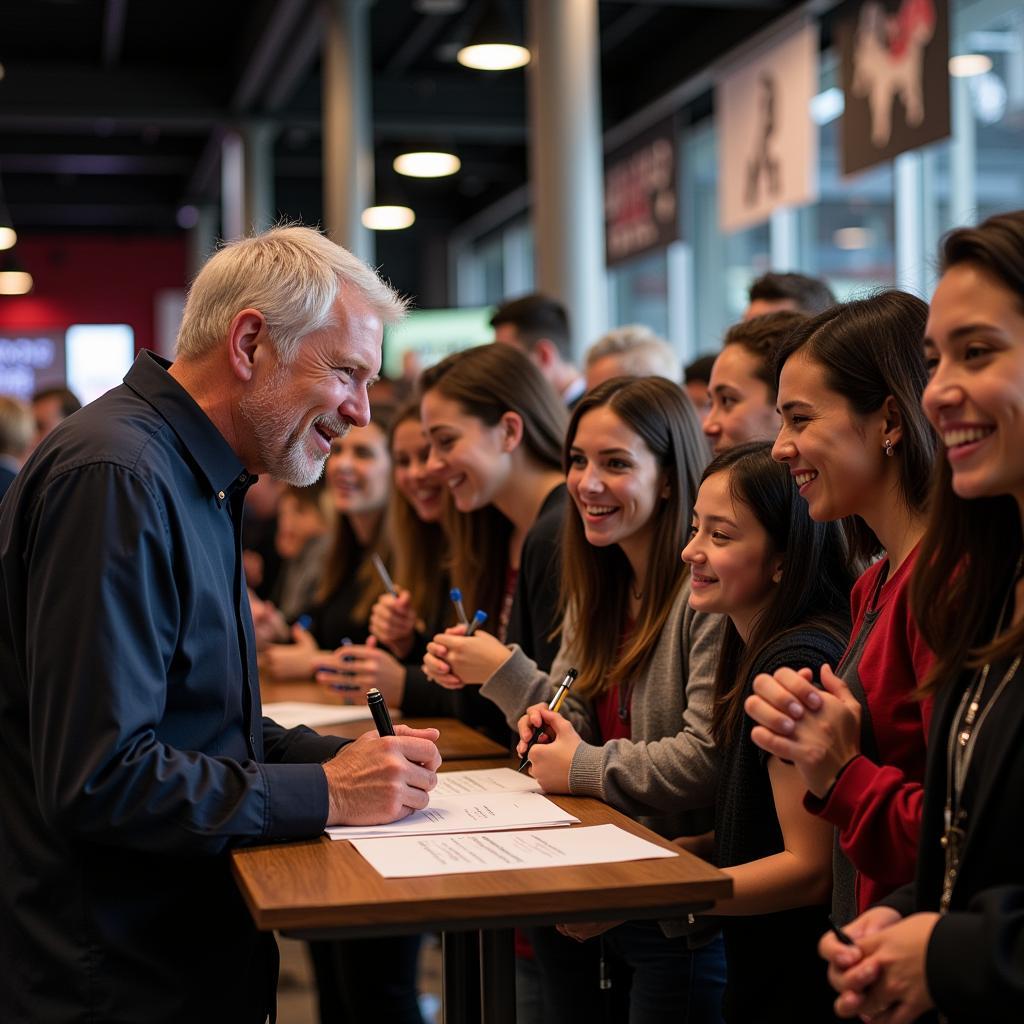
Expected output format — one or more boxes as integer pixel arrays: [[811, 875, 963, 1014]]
[[239, 369, 328, 487]]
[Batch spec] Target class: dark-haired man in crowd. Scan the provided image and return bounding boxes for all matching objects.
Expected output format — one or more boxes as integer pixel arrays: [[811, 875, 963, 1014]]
[[491, 293, 585, 408], [744, 271, 836, 320], [31, 385, 81, 447]]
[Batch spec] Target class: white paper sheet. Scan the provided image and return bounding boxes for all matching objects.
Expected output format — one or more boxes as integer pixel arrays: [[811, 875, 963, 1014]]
[[326, 792, 577, 842], [434, 767, 542, 797], [351, 823, 678, 878], [262, 702, 372, 730]]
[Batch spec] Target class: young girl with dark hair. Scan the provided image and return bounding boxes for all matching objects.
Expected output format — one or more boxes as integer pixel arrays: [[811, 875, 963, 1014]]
[[744, 291, 937, 922], [417, 343, 569, 739], [427, 376, 725, 1022], [312, 401, 457, 716], [682, 441, 854, 1022], [822, 210, 1024, 1023]]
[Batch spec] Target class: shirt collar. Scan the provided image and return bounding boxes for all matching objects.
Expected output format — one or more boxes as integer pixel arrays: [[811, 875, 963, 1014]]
[[123, 351, 254, 504]]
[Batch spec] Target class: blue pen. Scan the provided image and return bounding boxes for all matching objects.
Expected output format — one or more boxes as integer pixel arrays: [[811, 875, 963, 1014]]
[[450, 587, 469, 626], [464, 609, 488, 637], [321, 637, 359, 692]]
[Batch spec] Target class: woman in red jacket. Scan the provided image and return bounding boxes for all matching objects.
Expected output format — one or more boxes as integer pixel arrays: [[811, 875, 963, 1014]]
[[744, 291, 936, 922]]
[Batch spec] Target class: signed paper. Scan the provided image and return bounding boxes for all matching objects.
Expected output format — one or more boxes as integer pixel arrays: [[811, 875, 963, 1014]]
[[351, 823, 677, 878], [434, 768, 542, 797], [326, 792, 577, 842]]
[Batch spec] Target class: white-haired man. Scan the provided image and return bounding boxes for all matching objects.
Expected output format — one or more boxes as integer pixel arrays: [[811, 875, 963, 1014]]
[[583, 323, 682, 392], [0, 226, 441, 1023]]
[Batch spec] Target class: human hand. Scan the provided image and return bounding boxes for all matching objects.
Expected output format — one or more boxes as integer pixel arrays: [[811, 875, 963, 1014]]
[[424, 627, 512, 686], [369, 589, 418, 659], [823, 910, 938, 1022], [671, 831, 715, 860], [515, 705, 579, 793], [555, 920, 622, 942], [249, 590, 289, 648], [315, 636, 407, 705], [323, 724, 442, 825], [746, 665, 863, 798], [259, 625, 320, 681]]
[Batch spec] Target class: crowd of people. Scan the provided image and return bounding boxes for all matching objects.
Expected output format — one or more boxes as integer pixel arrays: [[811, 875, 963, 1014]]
[[2, 212, 1024, 1023]]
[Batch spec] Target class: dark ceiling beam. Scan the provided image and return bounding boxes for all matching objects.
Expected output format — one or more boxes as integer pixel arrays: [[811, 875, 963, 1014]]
[[383, 10, 451, 74], [602, 0, 784, 6], [374, 116, 525, 143], [233, 0, 312, 111], [264, 6, 326, 112], [102, 0, 129, 68], [8, 203, 179, 229], [601, 7, 659, 52], [0, 154, 194, 176]]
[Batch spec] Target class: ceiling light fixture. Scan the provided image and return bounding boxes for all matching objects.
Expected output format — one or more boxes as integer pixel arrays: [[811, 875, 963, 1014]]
[[949, 53, 993, 77], [0, 226, 16, 251], [0, 270, 33, 296], [361, 205, 416, 231], [457, 0, 529, 71], [393, 151, 462, 178]]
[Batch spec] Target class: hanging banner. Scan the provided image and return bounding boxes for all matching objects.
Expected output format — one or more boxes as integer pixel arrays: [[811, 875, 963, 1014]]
[[604, 118, 680, 267], [717, 22, 819, 234], [837, 0, 951, 175]]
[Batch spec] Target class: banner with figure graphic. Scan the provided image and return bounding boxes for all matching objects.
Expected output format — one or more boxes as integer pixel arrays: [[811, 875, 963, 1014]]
[[838, 0, 950, 175], [717, 22, 819, 234]]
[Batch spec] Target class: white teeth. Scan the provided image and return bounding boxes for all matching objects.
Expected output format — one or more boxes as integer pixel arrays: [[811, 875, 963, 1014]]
[[447, 475, 465, 490], [585, 505, 616, 515], [694, 573, 717, 583], [794, 471, 818, 487], [943, 427, 993, 448]]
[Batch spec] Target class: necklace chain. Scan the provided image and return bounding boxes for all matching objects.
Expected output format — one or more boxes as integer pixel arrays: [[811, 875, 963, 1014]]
[[940, 561, 1023, 914]]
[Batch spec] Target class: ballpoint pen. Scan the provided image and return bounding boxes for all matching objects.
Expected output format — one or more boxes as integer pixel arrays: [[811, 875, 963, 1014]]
[[371, 553, 397, 596], [464, 609, 487, 637], [518, 668, 578, 772], [449, 587, 469, 627], [366, 687, 395, 737]]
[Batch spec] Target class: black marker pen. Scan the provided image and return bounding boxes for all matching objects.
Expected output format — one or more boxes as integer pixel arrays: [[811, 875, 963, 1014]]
[[367, 687, 395, 737]]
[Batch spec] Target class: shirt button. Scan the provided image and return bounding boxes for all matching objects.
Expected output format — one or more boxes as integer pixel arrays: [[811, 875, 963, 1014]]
[[249, 733, 255, 747], [217, 490, 225, 500], [238, 473, 247, 482]]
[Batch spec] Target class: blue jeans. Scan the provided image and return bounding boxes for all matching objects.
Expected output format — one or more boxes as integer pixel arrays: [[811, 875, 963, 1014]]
[[528, 923, 726, 1023]]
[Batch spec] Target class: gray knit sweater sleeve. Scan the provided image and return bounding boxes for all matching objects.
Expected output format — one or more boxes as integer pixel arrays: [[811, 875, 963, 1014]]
[[478, 624, 600, 741], [568, 582, 722, 817]]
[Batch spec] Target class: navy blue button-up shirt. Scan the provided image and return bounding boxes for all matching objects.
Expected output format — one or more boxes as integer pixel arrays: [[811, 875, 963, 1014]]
[[0, 352, 346, 1022]]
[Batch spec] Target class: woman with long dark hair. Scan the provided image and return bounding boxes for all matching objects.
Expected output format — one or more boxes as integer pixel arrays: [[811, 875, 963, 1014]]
[[743, 292, 936, 922], [822, 211, 1024, 1022], [427, 376, 725, 1022], [682, 441, 854, 1021]]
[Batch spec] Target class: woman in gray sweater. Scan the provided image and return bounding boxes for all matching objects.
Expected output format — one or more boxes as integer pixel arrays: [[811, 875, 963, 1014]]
[[425, 376, 726, 1023]]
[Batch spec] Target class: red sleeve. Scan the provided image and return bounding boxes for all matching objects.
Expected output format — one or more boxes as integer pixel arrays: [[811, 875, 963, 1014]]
[[806, 753, 924, 888], [805, 558, 933, 896]]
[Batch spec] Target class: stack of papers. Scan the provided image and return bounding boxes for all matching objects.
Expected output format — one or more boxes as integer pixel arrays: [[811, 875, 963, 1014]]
[[351, 823, 678, 878], [263, 702, 371, 730], [434, 767, 542, 797], [326, 792, 578, 842]]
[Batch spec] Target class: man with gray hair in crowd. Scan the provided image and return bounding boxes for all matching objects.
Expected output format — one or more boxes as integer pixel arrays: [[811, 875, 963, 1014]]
[[0, 395, 34, 499], [583, 323, 682, 392], [0, 226, 442, 1022]]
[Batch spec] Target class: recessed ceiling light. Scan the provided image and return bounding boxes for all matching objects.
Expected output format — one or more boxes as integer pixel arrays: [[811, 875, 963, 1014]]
[[361, 206, 416, 231], [0, 226, 16, 251], [393, 152, 461, 178], [949, 54, 993, 77], [456, 43, 530, 70], [833, 227, 873, 251], [0, 271, 33, 295]]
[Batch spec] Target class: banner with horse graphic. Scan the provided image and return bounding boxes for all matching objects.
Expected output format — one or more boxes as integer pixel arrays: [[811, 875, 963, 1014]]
[[837, 0, 951, 175]]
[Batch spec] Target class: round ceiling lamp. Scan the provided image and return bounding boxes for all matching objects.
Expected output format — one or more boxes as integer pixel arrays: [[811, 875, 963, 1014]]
[[456, 1, 530, 71], [393, 151, 461, 178], [361, 205, 416, 231], [949, 54, 993, 78], [0, 226, 16, 251], [0, 270, 33, 295]]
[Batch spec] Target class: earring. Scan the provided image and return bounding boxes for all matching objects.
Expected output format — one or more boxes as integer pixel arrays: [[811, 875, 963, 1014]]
[[884, 438, 894, 457]]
